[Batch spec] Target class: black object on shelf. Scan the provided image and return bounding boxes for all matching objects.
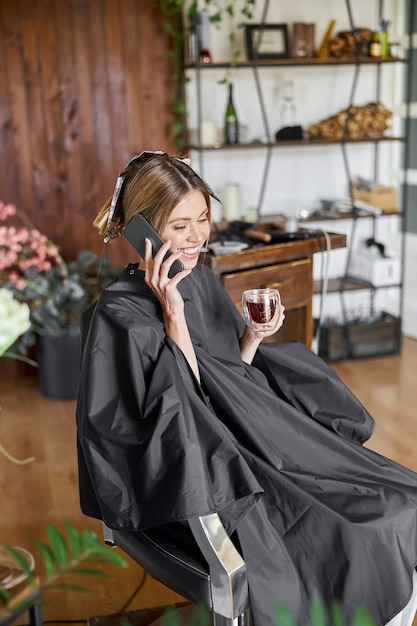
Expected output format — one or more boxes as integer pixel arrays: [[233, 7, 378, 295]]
[[275, 125, 303, 140]]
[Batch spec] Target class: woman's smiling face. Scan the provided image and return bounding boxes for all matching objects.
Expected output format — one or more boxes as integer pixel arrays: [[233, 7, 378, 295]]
[[161, 189, 211, 270]]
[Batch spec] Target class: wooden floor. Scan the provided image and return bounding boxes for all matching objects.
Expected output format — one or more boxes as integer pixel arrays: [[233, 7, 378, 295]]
[[1, 336, 417, 625]]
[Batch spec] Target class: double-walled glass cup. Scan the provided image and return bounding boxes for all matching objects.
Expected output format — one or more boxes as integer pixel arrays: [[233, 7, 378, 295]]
[[242, 288, 281, 334]]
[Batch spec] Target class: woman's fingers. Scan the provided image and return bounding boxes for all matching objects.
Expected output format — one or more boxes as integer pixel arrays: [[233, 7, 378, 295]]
[[144, 238, 189, 293]]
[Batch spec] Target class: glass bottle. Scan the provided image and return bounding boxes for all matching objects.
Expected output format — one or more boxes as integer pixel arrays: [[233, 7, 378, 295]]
[[185, 15, 197, 65], [224, 83, 239, 144], [198, 9, 212, 64], [280, 80, 297, 128]]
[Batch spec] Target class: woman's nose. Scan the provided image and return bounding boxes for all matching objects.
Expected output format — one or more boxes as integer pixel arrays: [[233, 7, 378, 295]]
[[188, 223, 202, 240]]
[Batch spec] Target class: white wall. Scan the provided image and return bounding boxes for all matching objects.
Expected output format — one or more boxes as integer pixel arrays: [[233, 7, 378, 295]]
[[403, 234, 417, 339]]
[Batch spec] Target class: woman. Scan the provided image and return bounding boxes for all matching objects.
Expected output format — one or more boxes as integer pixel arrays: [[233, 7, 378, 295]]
[[76, 151, 417, 626]]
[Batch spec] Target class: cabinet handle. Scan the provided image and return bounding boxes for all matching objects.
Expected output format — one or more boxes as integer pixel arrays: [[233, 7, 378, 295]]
[[265, 281, 284, 290], [246, 229, 272, 243]]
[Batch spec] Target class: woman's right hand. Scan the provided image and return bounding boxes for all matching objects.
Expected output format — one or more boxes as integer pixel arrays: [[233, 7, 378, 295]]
[[143, 237, 200, 382], [143, 237, 190, 316]]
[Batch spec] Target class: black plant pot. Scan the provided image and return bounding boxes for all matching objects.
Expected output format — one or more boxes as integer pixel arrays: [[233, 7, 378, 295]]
[[37, 332, 81, 400]]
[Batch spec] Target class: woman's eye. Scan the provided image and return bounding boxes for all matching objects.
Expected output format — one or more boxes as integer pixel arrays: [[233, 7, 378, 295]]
[[173, 225, 186, 230], [198, 217, 209, 223]]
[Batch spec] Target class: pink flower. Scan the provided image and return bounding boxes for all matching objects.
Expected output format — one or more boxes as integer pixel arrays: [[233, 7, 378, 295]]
[[15, 278, 27, 290], [0, 201, 16, 221]]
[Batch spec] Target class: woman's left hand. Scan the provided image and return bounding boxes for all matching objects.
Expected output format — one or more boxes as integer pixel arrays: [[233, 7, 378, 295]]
[[240, 305, 286, 364]]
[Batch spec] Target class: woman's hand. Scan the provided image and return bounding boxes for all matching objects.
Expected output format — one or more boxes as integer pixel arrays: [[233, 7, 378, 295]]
[[240, 305, 286, 364], [143, 238, 200, 381], [143, 238, 190, 315]]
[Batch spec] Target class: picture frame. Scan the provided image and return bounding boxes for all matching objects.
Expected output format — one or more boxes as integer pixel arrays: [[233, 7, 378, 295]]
[[245, 24, 289, 60]]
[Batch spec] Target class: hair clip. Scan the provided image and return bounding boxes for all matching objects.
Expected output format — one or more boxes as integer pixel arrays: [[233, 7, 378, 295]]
[[104, 151, 196, 241]]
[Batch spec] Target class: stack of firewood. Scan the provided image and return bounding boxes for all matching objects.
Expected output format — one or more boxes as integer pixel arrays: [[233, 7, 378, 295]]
[[328, 28, 373, 58], [306, 102, 392, 141]]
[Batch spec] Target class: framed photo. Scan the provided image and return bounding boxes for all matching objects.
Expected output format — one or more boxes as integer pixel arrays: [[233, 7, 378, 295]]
[[245, 24, 289, 60]]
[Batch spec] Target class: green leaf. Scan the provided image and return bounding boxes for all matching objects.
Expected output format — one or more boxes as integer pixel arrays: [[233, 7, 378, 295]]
[[35, 541, 56, 577], [275, 602, 297, 626], [64, 520, 82, 559], [80, 528, 102, 552], [352, 606, 377, 626], [162, 606, 181, 626], [46, 582, 91, 594], [6, 546, 35, 586], [189, 603, 211, 626], [67, 567, 109, 578], [88, 548, 127, 568], [310, 598, 327, 626], [330, 601, 346, 626], [0, 586, 10, 605], [47, 525, 69, 566], [187, 2, 198, 20]]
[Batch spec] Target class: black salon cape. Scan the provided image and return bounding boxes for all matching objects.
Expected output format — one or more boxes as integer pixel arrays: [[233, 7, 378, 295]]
[[76, 263, 417, 626]]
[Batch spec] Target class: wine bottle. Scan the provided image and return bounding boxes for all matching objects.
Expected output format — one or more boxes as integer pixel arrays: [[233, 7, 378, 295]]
[[224, 83, 239, 144]]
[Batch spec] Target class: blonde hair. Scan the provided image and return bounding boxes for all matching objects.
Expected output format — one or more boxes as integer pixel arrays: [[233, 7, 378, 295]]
[[94, 153, 218, 241]]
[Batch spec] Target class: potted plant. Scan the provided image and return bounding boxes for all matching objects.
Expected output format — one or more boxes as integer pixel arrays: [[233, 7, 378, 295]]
[[0, 522, 127, 622], [0, 199, 121, 399]]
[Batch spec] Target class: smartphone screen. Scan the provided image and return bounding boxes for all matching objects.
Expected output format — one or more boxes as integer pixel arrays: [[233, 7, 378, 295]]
[[123, 214, 184, 278]]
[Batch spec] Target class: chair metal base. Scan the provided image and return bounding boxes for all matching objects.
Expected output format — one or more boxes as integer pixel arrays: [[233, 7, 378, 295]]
[[213, 608, 251, 626]]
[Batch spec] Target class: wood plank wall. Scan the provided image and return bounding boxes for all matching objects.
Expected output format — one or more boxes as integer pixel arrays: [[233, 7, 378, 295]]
[[0, 0, 179, 266]]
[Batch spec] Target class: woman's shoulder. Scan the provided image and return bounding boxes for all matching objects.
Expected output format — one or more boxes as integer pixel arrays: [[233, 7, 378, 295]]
[[92, 265, 159, 321]]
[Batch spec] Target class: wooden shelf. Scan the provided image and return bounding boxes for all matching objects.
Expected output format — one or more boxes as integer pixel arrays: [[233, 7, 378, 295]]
[[185, 56, 407, 70], [300, 207, 401, 221], [314, 276, 401, 294], [188, 136, 404, 151]]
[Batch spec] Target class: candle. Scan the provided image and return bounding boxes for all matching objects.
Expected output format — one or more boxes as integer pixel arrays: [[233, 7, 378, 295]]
[[200, 120, 218, 146], [224, 184, 241, 222], [245, 207, 259, 223]]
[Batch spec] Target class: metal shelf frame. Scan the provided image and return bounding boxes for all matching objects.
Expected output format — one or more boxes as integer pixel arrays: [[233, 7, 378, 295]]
[[187, 0, 412, 357]]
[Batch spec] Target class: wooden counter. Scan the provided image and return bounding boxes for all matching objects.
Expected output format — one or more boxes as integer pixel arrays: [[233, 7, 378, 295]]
[[202, 232, 346, 348]]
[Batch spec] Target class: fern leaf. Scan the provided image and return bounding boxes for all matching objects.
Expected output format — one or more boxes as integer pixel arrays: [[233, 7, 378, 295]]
[[64, 520, 82, 559], [162, 606, 181, 626], [310, 598, 327, 626], [46, 525, 69, 566], [275, 602, 297, 626], [35, 541, 56, 577], [68, 567, 109, 578], [352, 606, 377, 626], [330, 601, 346, 626]]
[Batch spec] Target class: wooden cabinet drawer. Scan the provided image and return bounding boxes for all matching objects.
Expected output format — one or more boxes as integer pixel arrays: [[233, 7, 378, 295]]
[[222, 257, 313, 311]]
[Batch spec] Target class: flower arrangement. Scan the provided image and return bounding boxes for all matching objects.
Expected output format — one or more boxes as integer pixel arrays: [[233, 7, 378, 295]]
[[0, 288, 31, 357], [0, 199, 120, 355]]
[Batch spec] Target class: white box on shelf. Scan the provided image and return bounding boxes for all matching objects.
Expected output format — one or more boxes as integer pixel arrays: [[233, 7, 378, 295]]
[[348, 253, 401, 287]]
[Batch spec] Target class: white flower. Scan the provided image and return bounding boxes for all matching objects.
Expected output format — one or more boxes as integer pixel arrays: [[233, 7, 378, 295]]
[[0, 288, 31, 356]]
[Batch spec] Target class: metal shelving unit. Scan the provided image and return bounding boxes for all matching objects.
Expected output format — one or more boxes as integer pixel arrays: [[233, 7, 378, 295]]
[[186, 0, 412, 359]]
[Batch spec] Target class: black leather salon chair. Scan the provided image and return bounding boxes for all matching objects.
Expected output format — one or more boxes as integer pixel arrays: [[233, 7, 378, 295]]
[[102, 513, 250, 626]]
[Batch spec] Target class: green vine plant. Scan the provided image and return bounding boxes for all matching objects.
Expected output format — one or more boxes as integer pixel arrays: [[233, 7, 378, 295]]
[[156, 0, 258, 147], [0, 521, 127, 619], [188, 0, 257, 68]]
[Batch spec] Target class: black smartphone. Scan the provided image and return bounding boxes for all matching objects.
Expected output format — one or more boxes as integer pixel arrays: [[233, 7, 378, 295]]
[[123, 213, 184, 278]]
